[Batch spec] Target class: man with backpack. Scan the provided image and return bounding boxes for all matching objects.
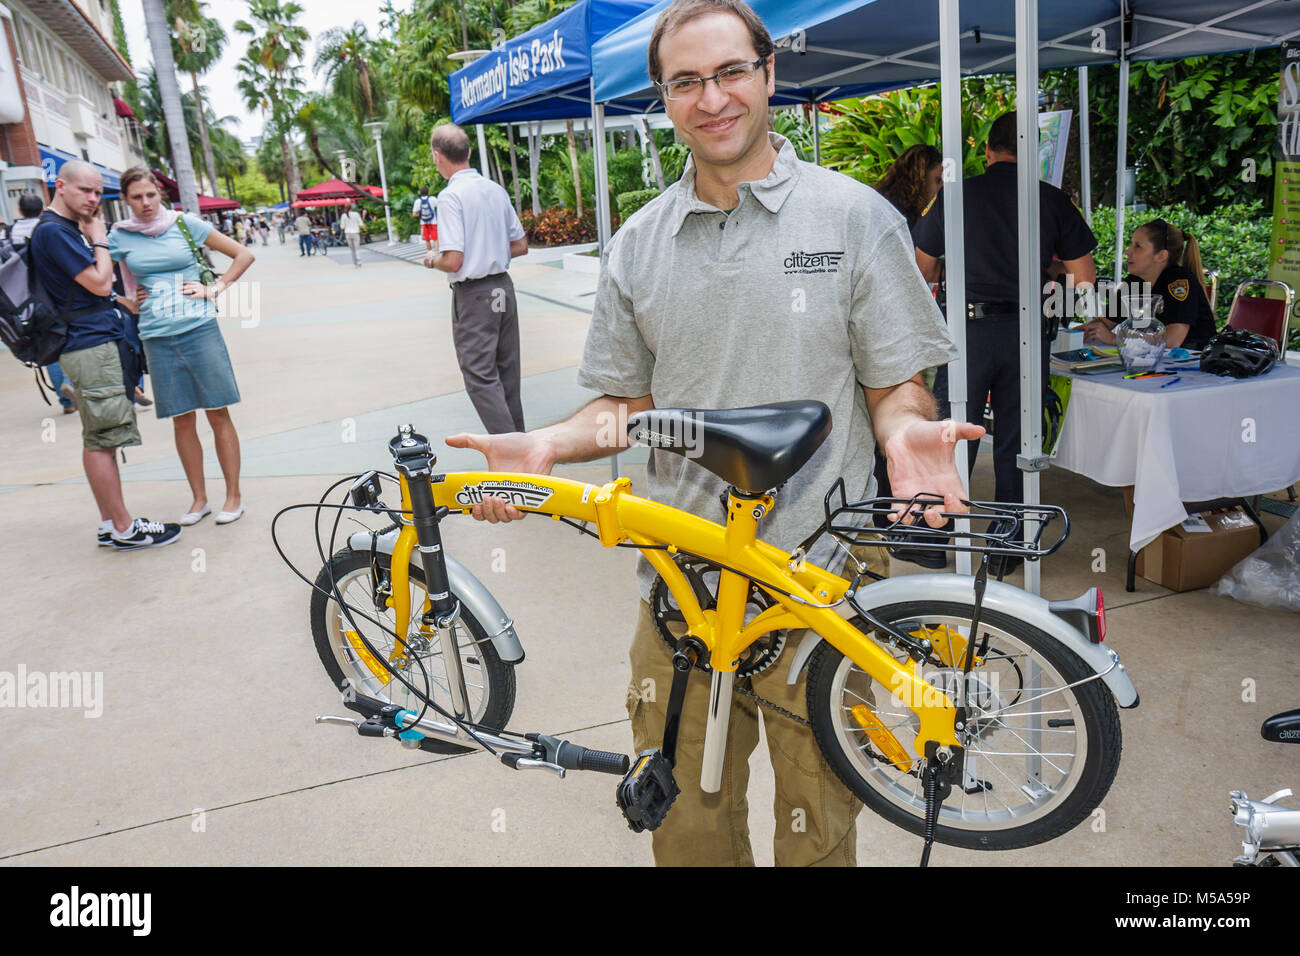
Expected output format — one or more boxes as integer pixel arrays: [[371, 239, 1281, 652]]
[[412, 186, 437, 253], [27, 160, 181, 551]]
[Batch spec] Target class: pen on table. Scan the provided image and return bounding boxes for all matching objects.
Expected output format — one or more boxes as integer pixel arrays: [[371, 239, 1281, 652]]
[[1159, 376, 1182, 388]]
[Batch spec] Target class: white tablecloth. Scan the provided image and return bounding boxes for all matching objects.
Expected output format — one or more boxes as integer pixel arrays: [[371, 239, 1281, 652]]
[[1052, 365, 1300, 551]]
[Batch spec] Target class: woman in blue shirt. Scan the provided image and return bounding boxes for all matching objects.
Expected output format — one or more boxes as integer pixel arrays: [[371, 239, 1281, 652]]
[[109, 168, 255, 526]]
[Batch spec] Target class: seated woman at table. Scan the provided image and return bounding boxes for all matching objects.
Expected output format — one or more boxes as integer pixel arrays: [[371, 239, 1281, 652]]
[[1081, 218, 1216, 349]]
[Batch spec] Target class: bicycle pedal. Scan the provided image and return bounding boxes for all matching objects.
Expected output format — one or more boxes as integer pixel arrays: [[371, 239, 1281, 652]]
[[615, 749, 679, 833]]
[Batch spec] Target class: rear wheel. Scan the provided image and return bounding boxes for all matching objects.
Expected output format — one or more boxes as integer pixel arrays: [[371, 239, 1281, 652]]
[[310, 548, 516, 754], [806, 601, 1121, 850]]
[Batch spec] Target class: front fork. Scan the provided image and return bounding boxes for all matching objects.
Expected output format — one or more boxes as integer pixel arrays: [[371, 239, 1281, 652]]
[[389, 427, 470, 719]]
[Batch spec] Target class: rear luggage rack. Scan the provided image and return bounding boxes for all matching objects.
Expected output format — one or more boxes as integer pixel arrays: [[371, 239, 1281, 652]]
[[798, 478, 1070, 560]]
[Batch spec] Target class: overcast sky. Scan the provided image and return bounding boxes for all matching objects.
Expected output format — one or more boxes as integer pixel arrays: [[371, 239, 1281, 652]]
[[118, 0, 408, 145]]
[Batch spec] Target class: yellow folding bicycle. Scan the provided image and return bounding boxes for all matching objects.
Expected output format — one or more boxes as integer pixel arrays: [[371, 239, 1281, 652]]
[[278, 402, 1138, 861]]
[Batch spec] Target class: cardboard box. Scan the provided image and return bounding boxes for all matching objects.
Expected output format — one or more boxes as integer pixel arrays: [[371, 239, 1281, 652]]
[[1121, 488, 1261, 591]]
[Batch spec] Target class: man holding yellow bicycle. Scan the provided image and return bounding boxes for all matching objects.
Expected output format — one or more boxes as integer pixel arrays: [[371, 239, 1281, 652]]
[[448, 0, 981, 866]]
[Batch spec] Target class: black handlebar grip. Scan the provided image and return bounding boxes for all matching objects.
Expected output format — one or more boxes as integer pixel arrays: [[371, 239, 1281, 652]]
[[555, 741, 630, 775], [343, 691, 398, 718]]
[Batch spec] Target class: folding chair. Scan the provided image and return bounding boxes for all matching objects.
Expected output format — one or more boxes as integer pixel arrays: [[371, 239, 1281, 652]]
[[1226, 279, 1294, 360]]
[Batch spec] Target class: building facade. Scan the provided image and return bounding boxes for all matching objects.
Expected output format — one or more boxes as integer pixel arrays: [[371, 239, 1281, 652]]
[[0, 0, 144, 220]]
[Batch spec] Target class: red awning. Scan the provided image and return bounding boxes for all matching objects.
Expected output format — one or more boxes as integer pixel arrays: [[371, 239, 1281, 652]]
[[290, 198, 355, 208], [197, 196, 240, 212], [152, 170, 241, 213], [295, 178, 384, 201], [113, 97, 135, 119]]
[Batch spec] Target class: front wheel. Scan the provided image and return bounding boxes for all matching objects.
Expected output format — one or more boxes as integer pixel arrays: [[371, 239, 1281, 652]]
[[806, 601, 1122, 850], [310, 548, 517, 754]]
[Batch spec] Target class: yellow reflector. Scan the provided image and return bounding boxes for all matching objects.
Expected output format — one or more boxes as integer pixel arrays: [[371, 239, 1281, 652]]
[[850, 704, 912, 770], [343, 629, 391, 684]]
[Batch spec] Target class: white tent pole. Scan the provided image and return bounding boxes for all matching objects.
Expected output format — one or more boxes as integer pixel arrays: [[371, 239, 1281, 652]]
[[590, 81, 619, 480], [1114, 55, 1130, 283], [591, 83, 613, 256], [812, 101, 821, 165], [939, 0, 971, 578], [1015, 0, 1044, 598], [1078, 65, 1092, 224]]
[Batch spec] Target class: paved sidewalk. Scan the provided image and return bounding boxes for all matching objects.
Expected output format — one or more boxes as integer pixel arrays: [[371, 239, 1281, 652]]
[[0, 237, 1295, 867]]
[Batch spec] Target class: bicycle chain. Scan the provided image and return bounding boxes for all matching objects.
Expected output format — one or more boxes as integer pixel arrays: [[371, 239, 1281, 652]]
[[731, 680, 810, 727], [732, 677, 926, 779]]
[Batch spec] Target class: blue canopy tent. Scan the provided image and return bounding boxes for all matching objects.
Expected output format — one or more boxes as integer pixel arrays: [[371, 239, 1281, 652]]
[[591, 0, 1300, 595], [450, 0, 661, 126], [449, 0, 663, 262]]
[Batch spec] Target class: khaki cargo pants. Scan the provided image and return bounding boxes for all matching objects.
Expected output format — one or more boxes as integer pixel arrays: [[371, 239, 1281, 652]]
[[626, 540, 888, 867], [59, 341, 141, 451]]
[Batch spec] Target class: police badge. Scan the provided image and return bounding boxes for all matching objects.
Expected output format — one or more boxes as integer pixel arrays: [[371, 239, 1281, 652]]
[[1169, 278, 1190, 302]]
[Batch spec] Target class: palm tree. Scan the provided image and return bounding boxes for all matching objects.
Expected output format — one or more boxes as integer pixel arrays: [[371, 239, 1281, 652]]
[[314, 22, 382, 125], [235, 0, 309, 199], [565, 118, 583, 217], [142, 0, 200, 214], [168, 0, 226, 197]]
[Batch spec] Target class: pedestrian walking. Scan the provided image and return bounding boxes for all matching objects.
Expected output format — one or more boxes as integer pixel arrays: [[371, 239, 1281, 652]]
[[412, 186, 437, 253], [424, 124, 528, 435], [108, 167, 255, 527], [295, 212, 313, 256], [28, 160, 182, 551], [340, 205, 364, 267]]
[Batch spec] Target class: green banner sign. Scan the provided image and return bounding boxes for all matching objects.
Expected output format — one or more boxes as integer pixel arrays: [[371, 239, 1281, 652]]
[[1269, 40, 1300, 336]]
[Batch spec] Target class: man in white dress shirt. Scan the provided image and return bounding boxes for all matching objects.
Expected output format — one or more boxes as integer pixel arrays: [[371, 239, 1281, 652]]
[[424, 124, 530, 434]]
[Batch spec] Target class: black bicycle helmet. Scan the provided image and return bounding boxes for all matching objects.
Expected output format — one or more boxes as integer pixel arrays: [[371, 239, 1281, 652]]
[[1199, 328, 1279, 378]]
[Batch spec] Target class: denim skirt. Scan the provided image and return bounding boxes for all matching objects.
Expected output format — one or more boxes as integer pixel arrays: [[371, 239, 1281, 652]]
[[141, 320, 241, 419]]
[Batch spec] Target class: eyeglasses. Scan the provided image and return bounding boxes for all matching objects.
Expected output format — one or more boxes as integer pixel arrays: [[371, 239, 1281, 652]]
[[658, 58, 766, 101]]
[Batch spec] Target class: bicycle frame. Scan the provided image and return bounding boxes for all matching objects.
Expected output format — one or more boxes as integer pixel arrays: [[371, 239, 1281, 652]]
[[378, 469, 961, 791]]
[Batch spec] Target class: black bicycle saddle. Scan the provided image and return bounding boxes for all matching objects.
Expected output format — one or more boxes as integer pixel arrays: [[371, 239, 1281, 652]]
[[626, 401, 832, 493]]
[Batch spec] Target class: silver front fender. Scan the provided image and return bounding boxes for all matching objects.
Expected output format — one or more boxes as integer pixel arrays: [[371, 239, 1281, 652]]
[[347, 529, 525, 665], [785, 574, 1138, 708]]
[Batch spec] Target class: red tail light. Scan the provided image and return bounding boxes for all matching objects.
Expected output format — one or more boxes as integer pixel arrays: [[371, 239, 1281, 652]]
[[1096, 588, 1106, 643]]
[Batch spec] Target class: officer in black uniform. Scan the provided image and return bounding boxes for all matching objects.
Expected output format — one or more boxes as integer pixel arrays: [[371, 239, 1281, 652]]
[[913, 112, 1097, 510], [1081, 218, 1216, 350]]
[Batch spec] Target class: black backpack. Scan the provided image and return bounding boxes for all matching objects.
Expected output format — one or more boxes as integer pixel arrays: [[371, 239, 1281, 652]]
[[0, 213, 102, 367]]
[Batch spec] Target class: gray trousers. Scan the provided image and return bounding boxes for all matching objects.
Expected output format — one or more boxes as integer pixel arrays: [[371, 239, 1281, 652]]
[[450, 273, 525, 434]]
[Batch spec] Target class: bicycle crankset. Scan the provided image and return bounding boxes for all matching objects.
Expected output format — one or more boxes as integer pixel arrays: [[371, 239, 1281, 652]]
[[649, 556, 787, 677]]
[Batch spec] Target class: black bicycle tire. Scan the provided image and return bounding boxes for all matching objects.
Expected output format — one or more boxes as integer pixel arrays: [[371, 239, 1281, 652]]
[[310, 548, 516, 755], [806, 601, 1122, 850]]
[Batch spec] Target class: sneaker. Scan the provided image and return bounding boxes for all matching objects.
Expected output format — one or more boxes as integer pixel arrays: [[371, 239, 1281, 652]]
[[97, 521, 114, 547], [111, 517, 182, 551]]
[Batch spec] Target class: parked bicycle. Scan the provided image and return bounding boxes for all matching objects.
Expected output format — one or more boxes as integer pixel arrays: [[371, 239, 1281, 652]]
[[275, 403, 1139, 864], [1229, 709, 1300, 866]]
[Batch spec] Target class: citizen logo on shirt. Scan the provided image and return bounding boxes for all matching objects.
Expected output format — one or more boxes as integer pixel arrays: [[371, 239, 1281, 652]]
[[784, 250, 845, 275]]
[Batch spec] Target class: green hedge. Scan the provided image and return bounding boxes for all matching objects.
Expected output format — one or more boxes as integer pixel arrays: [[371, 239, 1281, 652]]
[[617, 188, 659, 220], [1087, 202, 1271, 328]]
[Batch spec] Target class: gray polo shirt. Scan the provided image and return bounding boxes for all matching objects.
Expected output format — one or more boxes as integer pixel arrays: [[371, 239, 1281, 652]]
[[577, 133, 958, 600]]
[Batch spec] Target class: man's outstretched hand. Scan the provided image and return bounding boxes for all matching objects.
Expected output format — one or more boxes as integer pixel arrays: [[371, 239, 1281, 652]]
[[883, 419, 985, 526], [444, 431, 556, 523]]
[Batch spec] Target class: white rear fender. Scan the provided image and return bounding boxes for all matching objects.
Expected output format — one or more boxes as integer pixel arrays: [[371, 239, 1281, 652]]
[[784, 573, 1138, 708]]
